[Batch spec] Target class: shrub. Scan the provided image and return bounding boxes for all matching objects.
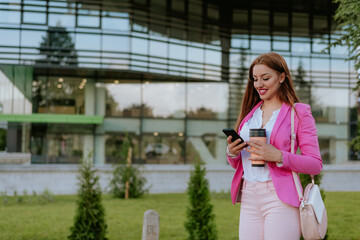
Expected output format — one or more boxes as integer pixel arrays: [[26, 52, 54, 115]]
[[184, 161, 217, 240], [68, 154, 107, 240], [109, 133, 148, 199], [110, 164, 148, 198]]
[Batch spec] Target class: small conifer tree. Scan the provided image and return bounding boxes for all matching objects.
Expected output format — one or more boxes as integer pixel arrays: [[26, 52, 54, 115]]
[[185, 160, 217, 240], [68, 153, 108, 240]]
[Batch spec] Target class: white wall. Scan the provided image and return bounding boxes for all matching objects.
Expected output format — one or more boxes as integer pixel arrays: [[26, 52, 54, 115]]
[[0, 164, 360, 195]]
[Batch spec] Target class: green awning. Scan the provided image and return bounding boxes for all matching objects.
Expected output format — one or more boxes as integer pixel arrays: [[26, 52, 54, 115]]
[[0, 113, 103, 124]]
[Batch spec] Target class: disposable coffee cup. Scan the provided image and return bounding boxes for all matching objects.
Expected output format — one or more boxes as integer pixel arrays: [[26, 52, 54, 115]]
[[249, 129, 266, 167]]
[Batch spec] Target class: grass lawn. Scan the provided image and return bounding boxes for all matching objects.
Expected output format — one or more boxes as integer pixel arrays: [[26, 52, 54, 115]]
[[0, 192, 359, 240]]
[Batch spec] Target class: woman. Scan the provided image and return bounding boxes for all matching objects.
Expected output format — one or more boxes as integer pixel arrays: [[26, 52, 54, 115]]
[[226, 52, 322, 240]]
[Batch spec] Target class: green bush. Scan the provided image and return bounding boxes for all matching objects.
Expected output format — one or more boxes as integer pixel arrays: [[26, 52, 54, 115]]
[[185, 161, 217, 240], [109, 133, 148, 199], [68, 154, 108, 240], [109, 164, 148, 199]]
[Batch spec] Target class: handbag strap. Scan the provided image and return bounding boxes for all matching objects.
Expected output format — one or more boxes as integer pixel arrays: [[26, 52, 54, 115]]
[[290, 106, 315, 202], [290, 107, 304, 201]]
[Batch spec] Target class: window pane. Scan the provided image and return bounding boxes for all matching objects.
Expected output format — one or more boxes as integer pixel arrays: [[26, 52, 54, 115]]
[[251, 38, 271, 52], [205, 48, 221, 65], [187, 83, 228, 119], [188, 46, 203, 63], [49, 14, 75, 28], [131, 38, 148, 55], [102, 17, 129, 31], [105, 82, 141, 117], [143, 82, 186, 118], [23, 12, 47, 24], [292, 37, 311, 53], [169, 43, 186, 60], [21, 30, 45, 47], [77, 15, 100, 28], [76, 33, 101, 50], [102, 35, 129, 52], [149, 40, 167, 58], [33, 76, 85, 115], [105, 133, 140, 164], [0, 10, 20, 24], [0, 29, 20, 46], [142, 133, 185, 164]]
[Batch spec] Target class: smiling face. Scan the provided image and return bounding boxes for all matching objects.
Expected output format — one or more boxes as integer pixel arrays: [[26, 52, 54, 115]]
[[252, 64, 285, 102]]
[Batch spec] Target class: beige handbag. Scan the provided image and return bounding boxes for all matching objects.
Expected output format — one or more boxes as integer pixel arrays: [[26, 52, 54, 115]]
[[290, 107, 328, 240]]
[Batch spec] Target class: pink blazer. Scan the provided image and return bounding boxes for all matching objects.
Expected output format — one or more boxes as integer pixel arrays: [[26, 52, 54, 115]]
[[227, 101, 323, 207]]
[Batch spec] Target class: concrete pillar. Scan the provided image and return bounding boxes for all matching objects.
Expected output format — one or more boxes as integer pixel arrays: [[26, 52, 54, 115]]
[[84, 79, 95, 162], [335, 140, 349, 164], [85, 79, 95, 115], [94, 135, 105, 165], [94, 83, 106, 165], [83, 134, 94, 163]]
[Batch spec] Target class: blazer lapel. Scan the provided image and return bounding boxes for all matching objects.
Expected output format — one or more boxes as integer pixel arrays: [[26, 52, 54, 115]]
[[270, 102, 291, 145], [238, 101, 264, 132]]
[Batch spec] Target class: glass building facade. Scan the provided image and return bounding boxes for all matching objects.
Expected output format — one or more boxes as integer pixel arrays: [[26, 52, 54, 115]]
[[0, 0, 357, 165]]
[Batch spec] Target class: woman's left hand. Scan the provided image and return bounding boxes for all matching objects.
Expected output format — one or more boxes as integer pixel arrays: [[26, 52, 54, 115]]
[[244, 140, 282, 163]]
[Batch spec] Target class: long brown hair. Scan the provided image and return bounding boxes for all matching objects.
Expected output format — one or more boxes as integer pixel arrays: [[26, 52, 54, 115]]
[[234, 52, 299, 131]]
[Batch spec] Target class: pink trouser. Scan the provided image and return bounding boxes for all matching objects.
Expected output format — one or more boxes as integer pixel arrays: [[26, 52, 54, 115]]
[[239, 180, 301, 240]]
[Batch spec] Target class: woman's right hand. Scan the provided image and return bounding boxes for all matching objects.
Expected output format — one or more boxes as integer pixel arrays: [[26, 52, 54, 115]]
[[227, 136, 248, 156]]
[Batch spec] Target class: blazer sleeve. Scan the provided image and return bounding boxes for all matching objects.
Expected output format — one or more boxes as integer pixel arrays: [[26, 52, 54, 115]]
[[280, 104, 323, 175], [227, 154, 241, 169]]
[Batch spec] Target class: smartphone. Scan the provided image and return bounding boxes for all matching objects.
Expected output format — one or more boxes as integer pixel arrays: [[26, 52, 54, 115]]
[[222, 129, 246, 145]]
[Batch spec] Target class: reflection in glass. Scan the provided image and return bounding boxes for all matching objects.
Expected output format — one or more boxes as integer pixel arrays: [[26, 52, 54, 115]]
[[0, 69, 14, 114], [0, 29, 20, 46], [149, 40, 167, 58], [0, 10, 20, 24], [102, 17, 129, 31], [311, 87, 350, 123], [187, 83, 228, 119], [131, 37, 148, 55], [105, 83, 141, 117], [311, 58, 329, 72], [36, 26, 78, 66], [188, 46, 203, 63], [205, 48, 221, 65], [77, 15, 100, 28], [105, 133, 140, 164], [102, 35, 129, 52], [21, 30, 45, 47], [23, 12, 47, 24], [31, 124, 86, 163], [330, 59, 348, 72], [142, 133, 185, 164], [143, 82, 186, 118], [251, 38, 271, 51], [292, 37, 311, 53], [49, 14, 75, 28], [32, 76, 85, 114], [318, 139, 330, 164], [76, 33, 101, 50], [169, 43, 186, 60]]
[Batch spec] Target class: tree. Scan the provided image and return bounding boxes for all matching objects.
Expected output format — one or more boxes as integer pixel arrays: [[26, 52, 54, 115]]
[[331, 0, 360, 152], [331, 0, 360, 88], [68, 153, 108, 240], [294, 60, 311, 104], [109, 134, 148, 199], [36, 24, 78, 66], [184, 160, 217, 240]]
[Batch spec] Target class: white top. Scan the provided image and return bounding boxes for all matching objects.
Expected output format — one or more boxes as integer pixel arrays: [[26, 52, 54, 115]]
[[240, 105, 281, 182]]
